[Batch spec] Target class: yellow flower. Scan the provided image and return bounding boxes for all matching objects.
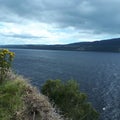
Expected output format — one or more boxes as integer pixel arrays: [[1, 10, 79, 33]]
[[3, 49, 9, 54]]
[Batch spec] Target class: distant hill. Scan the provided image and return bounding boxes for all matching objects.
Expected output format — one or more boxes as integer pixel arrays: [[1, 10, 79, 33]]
[[1, 38, 120, 52], [67, 38, 120, 52]]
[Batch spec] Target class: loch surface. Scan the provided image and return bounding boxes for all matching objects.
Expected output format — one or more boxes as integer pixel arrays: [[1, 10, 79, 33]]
[[12, 49, 120, 120]]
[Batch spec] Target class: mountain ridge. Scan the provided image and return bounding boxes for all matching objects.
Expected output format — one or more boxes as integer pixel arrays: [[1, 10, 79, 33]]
[[1, 38, 120, 52]]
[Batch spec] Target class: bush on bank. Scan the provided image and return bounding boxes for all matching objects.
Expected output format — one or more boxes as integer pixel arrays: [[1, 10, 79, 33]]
[[0, 49, 15, 83], [41, 80, 99, 120]]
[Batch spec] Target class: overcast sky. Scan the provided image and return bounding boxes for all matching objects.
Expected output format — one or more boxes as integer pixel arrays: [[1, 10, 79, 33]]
[[0, 0, 120, 45]]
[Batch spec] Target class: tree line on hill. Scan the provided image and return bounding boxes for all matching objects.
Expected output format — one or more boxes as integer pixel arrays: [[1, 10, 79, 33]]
[[1, 38, 120, 52]]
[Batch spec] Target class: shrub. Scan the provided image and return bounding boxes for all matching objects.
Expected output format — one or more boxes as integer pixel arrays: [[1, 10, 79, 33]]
[[41, 80, 99, 120], [0, 49, 15, 83]]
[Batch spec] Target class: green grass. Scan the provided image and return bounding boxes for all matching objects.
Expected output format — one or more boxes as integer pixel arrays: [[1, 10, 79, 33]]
[[0, 76, 63, 120], [0, 79, 26, 120]]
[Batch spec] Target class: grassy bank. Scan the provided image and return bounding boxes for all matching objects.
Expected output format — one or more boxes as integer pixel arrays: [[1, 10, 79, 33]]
[[0, 73, 99, 120], [0, 75, 63, 120]]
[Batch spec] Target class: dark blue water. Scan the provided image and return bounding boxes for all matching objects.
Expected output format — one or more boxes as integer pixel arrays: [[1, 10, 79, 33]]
[[11, 49, 120, 120]]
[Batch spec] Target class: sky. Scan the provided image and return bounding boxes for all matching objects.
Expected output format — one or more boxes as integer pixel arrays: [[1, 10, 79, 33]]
[[0, 0, 120, 45]]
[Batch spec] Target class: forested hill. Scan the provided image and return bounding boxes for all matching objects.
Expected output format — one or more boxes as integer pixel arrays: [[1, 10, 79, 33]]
[[67, 38, 120, 52], [1, 38, 120, 52]]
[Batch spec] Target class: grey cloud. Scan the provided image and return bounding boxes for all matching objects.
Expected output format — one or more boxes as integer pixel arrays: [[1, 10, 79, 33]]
[[0, 0, 120, 34], [1, 33, 46, 39]]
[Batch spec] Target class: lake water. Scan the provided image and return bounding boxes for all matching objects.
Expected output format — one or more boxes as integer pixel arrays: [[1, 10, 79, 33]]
[[11, 49, 120, 120]]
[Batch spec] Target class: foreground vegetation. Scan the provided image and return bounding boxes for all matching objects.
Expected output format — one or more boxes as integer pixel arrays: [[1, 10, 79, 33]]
[[41, 80, 99, 120], [0, 77, 27, 119], [0, 75, 63, 120], [0, 49, 99, 120]]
